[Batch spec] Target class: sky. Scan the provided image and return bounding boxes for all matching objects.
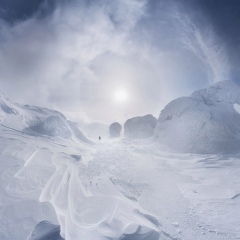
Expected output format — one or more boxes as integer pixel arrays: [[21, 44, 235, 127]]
[[0, 0, 239, 124]]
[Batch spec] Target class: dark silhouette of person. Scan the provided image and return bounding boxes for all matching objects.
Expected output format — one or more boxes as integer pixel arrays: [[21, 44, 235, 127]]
[[99, 136, 101, 140]]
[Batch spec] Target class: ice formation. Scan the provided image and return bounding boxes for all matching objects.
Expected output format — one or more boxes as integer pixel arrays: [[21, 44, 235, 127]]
[[124, 114, 157, 139], [109, 122, 122, 138], [155, 80, 240, 153]]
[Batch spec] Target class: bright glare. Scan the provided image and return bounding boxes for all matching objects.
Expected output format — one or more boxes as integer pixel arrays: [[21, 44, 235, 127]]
[[114, 89, 128, 102]]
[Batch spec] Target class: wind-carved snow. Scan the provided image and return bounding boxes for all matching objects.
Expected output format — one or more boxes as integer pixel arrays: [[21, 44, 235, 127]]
[[39, 153, 160, 239], [3, 133, 162, 239], [0, 92, 162, 240], [0, 91, 91, 143], [24, 116, 72, 138], [155, 80, 240, 153], [1, 84, 240, 240]]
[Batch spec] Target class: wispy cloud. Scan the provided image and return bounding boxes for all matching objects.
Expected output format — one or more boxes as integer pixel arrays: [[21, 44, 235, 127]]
[[171, 5, 230, 83]]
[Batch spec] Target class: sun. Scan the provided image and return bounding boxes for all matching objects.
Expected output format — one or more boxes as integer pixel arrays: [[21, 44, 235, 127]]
[[114, 89, 128, 102]]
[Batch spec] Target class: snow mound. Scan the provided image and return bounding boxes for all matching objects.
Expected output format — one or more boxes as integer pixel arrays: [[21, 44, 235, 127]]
[[155, 80, 240, 153], [25, 116, 72, 138], [124, 114, 157, 139], [0, 90, 92, 143], [109, 122, 122, 138]]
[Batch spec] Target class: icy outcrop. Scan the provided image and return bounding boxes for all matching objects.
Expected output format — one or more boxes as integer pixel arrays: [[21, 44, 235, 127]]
[[155, 80, 240, 153], [109, 122, 122, 138], [124, 114, 157, 139]]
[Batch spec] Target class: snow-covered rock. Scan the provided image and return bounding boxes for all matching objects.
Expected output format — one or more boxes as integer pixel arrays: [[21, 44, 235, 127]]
[[124, 114, 157, 139], [155, 80, 240, 153], [109, 122, 122, 138]]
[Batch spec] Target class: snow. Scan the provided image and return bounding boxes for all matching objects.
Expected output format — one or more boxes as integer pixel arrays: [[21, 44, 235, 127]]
[[79, 121, 109, 141], [155, 80, 240, 153], [24, 116, 72, 138], [29, 221, 63, 240], [0, 84, 240, 240], [109, 122, 122, 138], [0, 92, 92, 144], [124, 114, 157, 139]]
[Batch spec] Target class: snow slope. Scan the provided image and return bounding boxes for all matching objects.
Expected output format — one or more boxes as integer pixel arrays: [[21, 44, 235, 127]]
[[0, 89, 240, 240], [155, 81, 240, 153], [0, 91, 91, 144]]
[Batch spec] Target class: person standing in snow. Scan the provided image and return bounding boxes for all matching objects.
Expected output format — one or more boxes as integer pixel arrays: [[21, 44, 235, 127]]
[[99, 136, 101, 140]]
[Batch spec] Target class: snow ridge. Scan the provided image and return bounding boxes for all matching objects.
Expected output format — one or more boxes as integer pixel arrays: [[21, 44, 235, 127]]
[[0, 89, 92, 143], [155, 80, 240, 153]]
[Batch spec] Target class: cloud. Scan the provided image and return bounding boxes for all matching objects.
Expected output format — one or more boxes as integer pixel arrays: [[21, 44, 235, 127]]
[[171, 4, 230, 83], [0, 0, 233, 123], [0, 0, 146, 112]]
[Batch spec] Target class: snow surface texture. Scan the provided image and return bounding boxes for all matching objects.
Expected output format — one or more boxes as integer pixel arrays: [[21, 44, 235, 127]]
[[109, 122, 122, 138], [26, 116, 72, 139], [1, 85, 240, 240], [124, 114, 157, 139], [155, 80, 240, 153], [29, 221, 63, 240]]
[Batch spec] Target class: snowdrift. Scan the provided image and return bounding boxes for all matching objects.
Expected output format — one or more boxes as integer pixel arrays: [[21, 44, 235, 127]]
[[124, 114, 157, 139], [0, 90, 91, 143], [26, 116, 72, 138], [155, 81, 240, 153], [39, 158, 160, 240]]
